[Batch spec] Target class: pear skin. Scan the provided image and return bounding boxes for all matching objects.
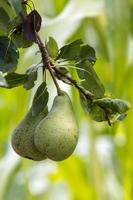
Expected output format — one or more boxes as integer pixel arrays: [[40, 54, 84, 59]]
[[34, 91, 79, 161], [11, 107, 48, 161]]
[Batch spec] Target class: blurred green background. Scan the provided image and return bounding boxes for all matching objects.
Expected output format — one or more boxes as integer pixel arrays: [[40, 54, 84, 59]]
[[0, 0, 133, 200]]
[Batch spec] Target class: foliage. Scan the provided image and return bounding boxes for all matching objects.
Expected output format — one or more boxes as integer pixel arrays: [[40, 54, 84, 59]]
[[0, 0, 130, 126], [0, 0, 132, 200]]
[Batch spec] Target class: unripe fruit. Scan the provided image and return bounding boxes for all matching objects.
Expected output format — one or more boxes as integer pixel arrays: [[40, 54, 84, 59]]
[[34, 91, 79, 161], [11, 107, 48, 161]]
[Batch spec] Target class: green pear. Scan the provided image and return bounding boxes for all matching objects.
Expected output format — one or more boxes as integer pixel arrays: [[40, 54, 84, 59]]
[[34, 91, 79, 161], [11, 107, 48, 161]]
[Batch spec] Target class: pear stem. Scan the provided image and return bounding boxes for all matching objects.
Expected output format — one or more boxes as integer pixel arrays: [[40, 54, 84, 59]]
[[35, 33, 61, 94]]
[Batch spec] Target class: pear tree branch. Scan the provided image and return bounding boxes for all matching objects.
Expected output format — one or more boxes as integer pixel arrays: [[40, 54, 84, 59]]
[[35, 33, 61, 94], [35, 35, 111, 125], [53, 67, 94, 101]]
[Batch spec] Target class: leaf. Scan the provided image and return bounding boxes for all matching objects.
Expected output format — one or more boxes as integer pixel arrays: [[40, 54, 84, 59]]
[[4, 72, 28, 88], [79, 91, 91, 112], [11, 32, 33, 48], [56, 39, 83, 60], [8, 15, 22, 30], [76, 60, 105, 98], [0, 7, 10, 35], [23, 64, 38, 90], [0, 36, 19, 73], [22, 10, 42, 42], [0, 65, 37, 90], [94, 98, 130, 114], [8, 0, 22, 14], [89, 98, 130, 123], [89, 104, 107, 122], [79, 44, 96, 65], [46, 37, 59, 59], [32, 82, 49, 116], [9, 16, 33, 48]]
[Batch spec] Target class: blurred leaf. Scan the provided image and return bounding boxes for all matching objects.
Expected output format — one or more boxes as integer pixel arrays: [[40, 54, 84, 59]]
[[0, 159, 27, 200], [79, 44, 96, 65], [52, 0, 68, 15], [42, 0, 103, 45], [79, 91, 91, 112], [0, 0, 14, 20], [32, 82, 49, 116], [8, 15, 22, 30], [8, 0, 22, 14], [11, 33, 33, 48], [0, 36, 19, 73], [0, 7, 10, 35], [23, 64, 38, 90], [106, 0, 130, 96], [9, 15, 33, 48], [4, 73, 28, 88], [46, 37, 59, 59], [90, 18, 110, 61], [76, 60, 105, 98], [89, 104, 106, 122], [94, 98, 130, 114], [56, 39, 82, 60], [89, 98, 130, 123]]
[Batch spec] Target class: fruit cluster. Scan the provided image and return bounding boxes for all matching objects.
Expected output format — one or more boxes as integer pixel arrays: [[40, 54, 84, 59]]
[[11, 91, 79, 161]]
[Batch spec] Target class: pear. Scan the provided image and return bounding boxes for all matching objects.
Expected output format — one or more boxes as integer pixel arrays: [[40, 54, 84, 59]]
[[11, 107, 48, 161], [34, 91, 79, 161]]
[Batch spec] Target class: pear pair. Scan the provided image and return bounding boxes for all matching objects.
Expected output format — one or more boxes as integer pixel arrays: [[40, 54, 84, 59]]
[[11, 91, 79, 161]]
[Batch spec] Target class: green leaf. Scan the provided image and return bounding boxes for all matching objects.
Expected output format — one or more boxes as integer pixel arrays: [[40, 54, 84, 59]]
[[9, 16, 33, 48], [76, 60, 105, 98], [4, 72, 28, 88], [0, 36, 19, 73], [79, 92, 91, 112], [11, 33, 33, 48], [0, 7, 10, 35], [8, 0, 22, 14], [9, 15, 21, 29], [46, 37, 59, 59], [89, 98, 130, 123], [32, 82, 49, 116], [94, 98, 130, 114], [23, 64, 38, 90], [79, 44, 96, 65], [89, 104, 106, 122], [56, 39, 83, 60]]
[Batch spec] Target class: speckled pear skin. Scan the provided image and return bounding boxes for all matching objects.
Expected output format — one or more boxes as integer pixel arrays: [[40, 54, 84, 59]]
[[34, 91, 79, 161], [11, 107, 48, 161]]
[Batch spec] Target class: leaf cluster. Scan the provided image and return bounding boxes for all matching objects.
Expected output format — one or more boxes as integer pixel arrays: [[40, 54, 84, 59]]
[[0, 1, 130, 125]]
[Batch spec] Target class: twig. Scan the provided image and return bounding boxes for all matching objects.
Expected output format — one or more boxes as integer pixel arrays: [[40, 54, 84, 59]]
[[34, 35, 111, 125], [35, 33, 61, 94], [53, 67, 94, 101]]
